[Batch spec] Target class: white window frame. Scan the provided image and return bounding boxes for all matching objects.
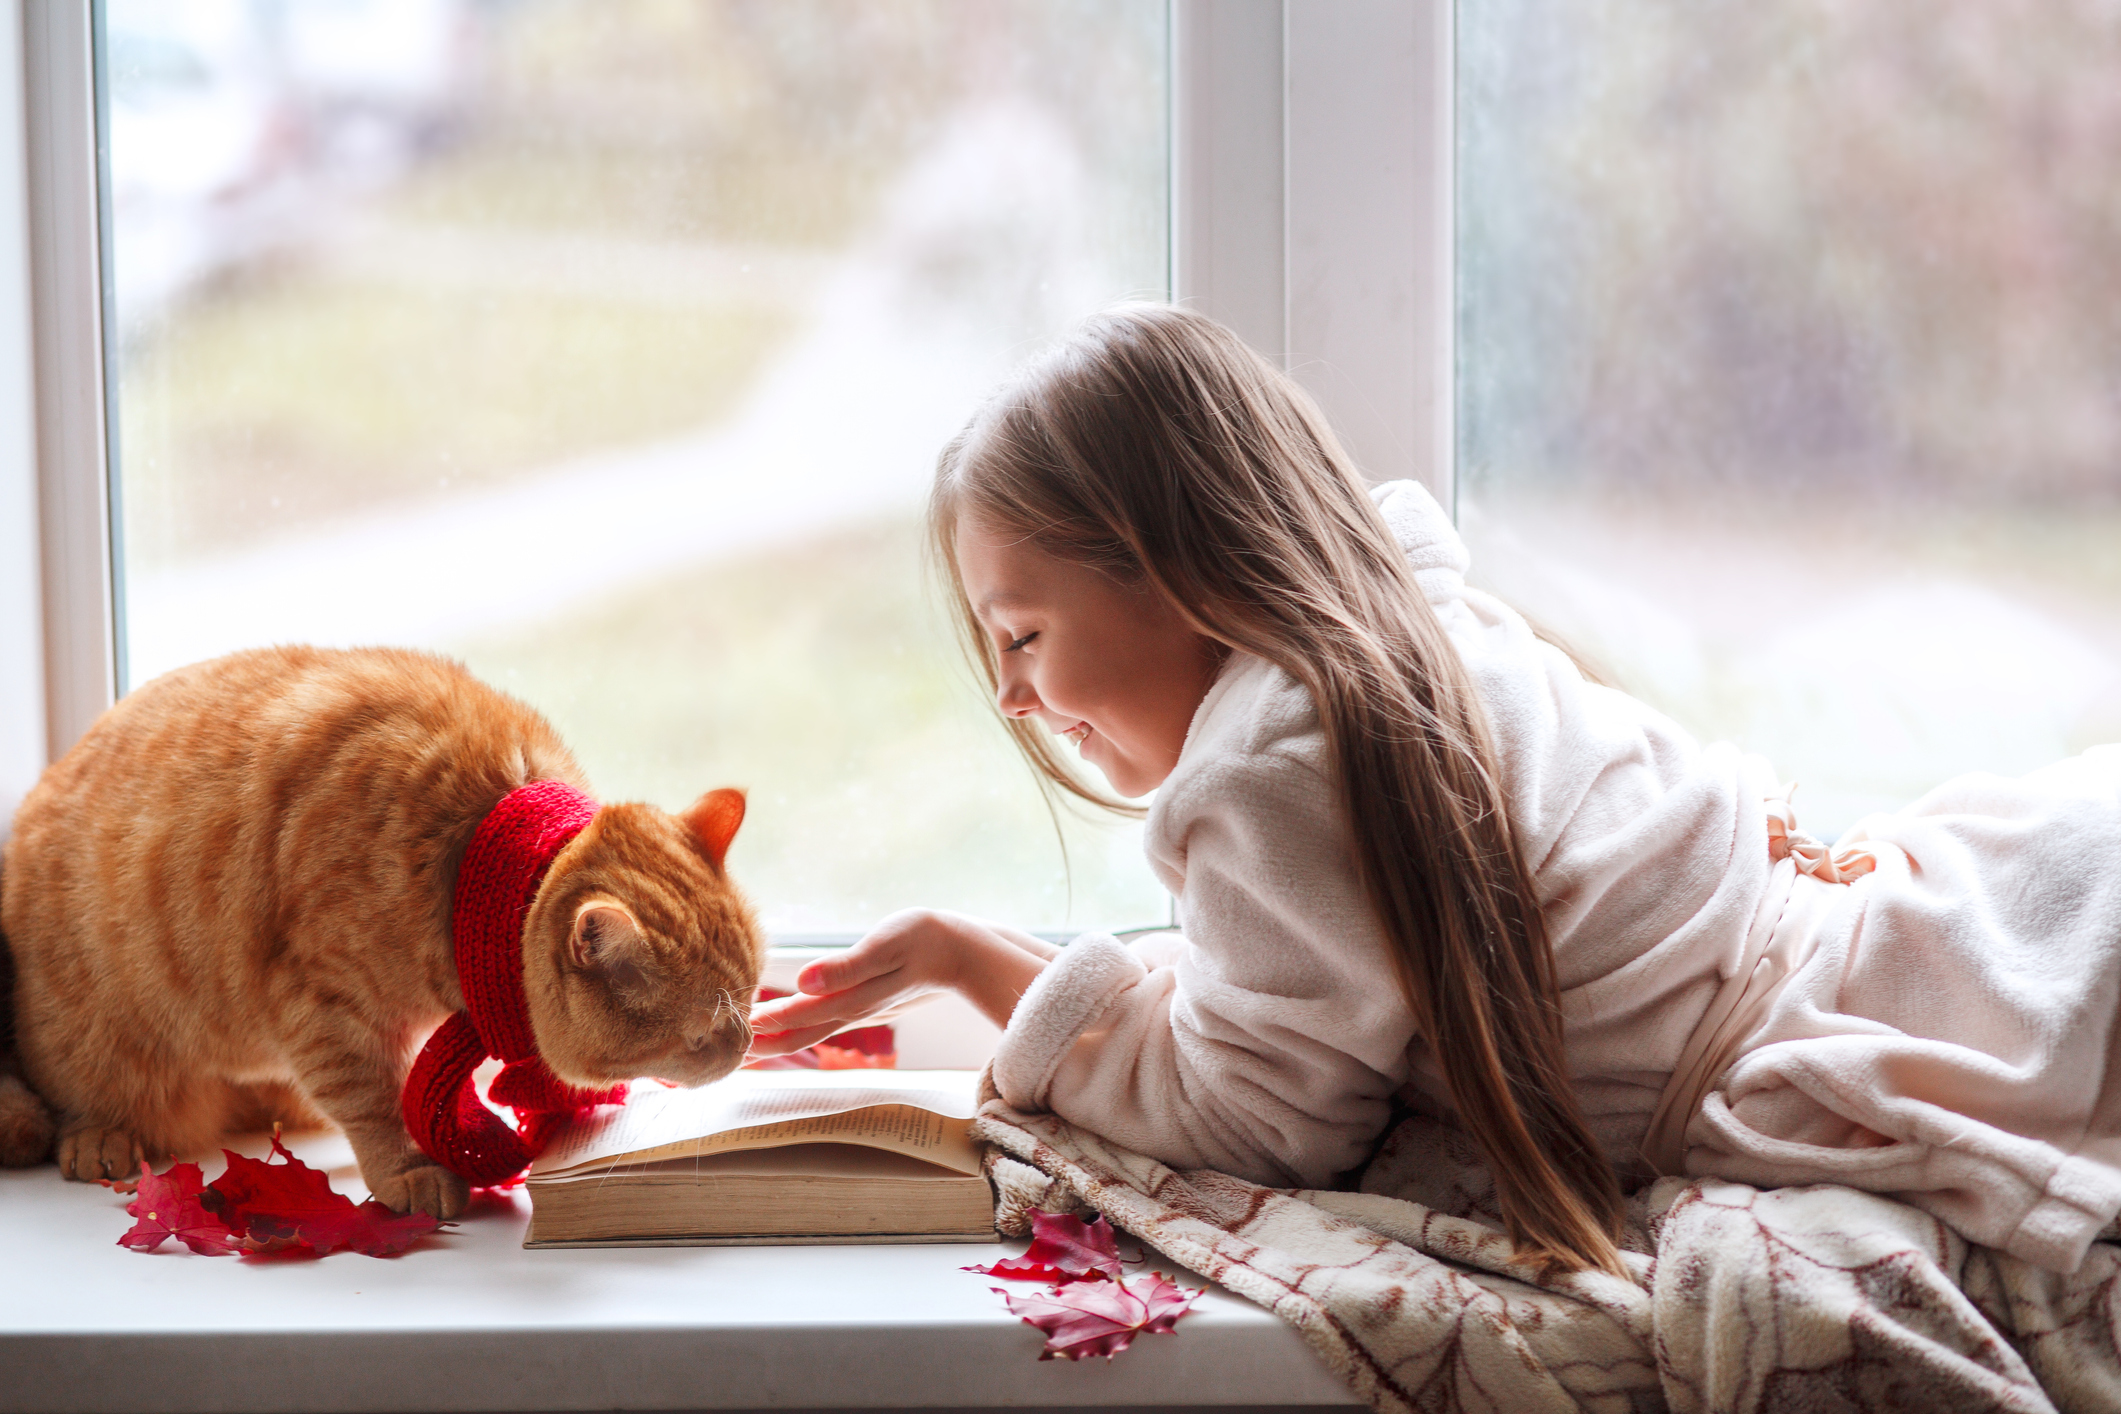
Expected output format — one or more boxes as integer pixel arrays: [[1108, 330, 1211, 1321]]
[[4, 0, 106, 835], [1174, 0, 1452, 504], [0, 0, 1453, 837]]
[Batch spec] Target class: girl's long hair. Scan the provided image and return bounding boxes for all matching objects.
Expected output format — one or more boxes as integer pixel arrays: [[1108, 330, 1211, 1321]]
[[930, 305, 1626, 1276]]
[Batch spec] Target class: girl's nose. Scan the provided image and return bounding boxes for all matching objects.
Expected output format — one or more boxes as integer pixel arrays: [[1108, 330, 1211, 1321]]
[[996, 671, 1039, 719]]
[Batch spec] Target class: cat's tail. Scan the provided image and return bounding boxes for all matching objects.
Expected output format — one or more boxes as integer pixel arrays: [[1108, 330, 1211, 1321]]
[[0, 898, 57, 1167]]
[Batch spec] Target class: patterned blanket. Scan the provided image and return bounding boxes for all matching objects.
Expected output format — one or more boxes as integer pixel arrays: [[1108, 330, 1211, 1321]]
[[973, 1103, 2121, 1414]]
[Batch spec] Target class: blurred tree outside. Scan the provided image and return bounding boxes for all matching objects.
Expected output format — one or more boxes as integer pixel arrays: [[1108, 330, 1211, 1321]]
[[1465, 0, 2121, 500], [1459, 0, 2121, 830]]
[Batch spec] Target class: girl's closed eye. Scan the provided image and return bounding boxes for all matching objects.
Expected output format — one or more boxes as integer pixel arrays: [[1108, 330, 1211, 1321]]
[[1005, 631, 1038, 652]]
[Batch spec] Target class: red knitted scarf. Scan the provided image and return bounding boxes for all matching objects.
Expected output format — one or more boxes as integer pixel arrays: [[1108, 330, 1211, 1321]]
[[401, 780, 628, 1187]]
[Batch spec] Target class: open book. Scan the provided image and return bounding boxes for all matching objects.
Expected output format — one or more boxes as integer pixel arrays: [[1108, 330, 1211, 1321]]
[[524, 1069, 994, 1247]]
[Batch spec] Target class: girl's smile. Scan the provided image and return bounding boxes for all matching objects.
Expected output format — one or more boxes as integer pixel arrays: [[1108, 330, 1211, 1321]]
[[954, 517, 1224, 798]]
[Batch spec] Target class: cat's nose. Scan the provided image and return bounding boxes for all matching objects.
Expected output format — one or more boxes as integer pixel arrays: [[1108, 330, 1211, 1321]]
[[659, 1012, 750, 1088], [687, 1012, 750, 1055]]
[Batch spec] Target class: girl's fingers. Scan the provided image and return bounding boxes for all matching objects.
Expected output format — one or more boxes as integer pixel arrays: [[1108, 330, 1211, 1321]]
[[749, 991, 818, 1026], [798, 938, 908, 994], [750, 914, 955, 1057], [743, 1022, 850, 1059], [797, 909, 947, 994], [796, 955, 855, 994], [751, 993, 915, 1033], [751, 969, 909, 1035]]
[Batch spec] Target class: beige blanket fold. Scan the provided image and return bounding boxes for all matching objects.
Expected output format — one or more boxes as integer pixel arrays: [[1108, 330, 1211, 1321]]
[[974, 1103, 2121, 1414]]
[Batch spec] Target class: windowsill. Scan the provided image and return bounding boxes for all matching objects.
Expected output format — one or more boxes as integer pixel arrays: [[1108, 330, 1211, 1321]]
[[0, 959, 1357, 1414], [0, 1138, 1355, 1413]]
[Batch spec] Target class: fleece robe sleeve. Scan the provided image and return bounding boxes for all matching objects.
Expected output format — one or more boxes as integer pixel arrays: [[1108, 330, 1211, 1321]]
[[991, 658, 1418, 1188]]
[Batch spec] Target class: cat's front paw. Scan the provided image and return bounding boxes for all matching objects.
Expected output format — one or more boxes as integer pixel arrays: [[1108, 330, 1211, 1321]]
[[56, 1122, 144, 1182], [371, 1163, 468, 1221]]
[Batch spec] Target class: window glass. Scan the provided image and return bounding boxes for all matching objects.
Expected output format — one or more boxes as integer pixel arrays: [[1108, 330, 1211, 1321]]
[[1458, 1, 2121, 833], [103, 0, 1172, 934]]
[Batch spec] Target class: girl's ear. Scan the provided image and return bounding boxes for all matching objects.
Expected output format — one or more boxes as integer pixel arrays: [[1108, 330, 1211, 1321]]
[[571, 901, 650, 992], [680, 787, 746, 869]]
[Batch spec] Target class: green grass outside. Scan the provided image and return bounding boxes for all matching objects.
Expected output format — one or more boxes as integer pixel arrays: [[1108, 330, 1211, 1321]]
[[117, 272, 793, 563], [385, 146, 884, 249]]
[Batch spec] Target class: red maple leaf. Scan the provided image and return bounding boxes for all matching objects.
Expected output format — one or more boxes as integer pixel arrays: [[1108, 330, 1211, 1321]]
[[965, 1209, 1126, 1283], [994, 1271, 1200, 1361], [203, 1136, 443, 1257], [116, 1160, 242, 1256]]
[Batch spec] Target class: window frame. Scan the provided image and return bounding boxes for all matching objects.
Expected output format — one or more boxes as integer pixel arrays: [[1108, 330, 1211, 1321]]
[[1174, 0, 1453, 507], [4, 0, 107, 826], [0, 0, 1453, 828], [0, 2, 44, 831]]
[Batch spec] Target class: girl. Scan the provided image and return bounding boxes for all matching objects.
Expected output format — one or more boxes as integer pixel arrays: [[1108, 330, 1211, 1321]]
[[748, 304, 2121, 1278]]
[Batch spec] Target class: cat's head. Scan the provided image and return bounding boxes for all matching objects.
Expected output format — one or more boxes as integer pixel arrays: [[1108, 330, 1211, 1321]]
[[520, 788, 766, 1090]]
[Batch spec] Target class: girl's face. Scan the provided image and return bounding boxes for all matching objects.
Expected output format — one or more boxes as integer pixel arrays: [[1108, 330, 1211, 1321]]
[[955, 517, 1224, 798]]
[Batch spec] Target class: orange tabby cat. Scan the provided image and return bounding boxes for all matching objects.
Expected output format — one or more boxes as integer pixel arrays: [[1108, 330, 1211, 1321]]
[[0, 645, 764, 1218]]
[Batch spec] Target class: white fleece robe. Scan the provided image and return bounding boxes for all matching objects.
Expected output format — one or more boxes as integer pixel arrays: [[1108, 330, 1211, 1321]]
[[991, 480, 2121, 1274]]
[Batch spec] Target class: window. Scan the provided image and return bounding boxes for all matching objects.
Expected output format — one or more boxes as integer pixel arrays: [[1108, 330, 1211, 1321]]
[[1459, 0, 2121, 832], [8, 2, 1445, 956], [8, 4, 1445, 938], [96, 0, 1172, 936], [49, 1, 2109, 879]]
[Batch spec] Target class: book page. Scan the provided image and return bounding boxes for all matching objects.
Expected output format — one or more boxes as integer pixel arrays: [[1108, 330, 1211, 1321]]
[[542, 1142, 977, 1184], [532, 1069, 983, 1179]]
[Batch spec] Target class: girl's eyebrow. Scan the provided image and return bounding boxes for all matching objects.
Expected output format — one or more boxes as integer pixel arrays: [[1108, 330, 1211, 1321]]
[[976, 591, 1031, 614]]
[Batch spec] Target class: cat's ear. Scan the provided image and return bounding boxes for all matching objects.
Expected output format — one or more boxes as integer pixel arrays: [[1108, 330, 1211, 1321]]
[[571, 901, 650, 991], [680, 787, 746, 870]]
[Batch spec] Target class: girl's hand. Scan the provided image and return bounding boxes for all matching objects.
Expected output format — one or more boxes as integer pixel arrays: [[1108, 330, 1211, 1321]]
[[745, 909, 1057, 1059]]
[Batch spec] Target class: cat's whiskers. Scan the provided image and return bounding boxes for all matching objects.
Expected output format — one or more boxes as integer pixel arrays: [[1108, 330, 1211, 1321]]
[[714, 988, 753, 1048]]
